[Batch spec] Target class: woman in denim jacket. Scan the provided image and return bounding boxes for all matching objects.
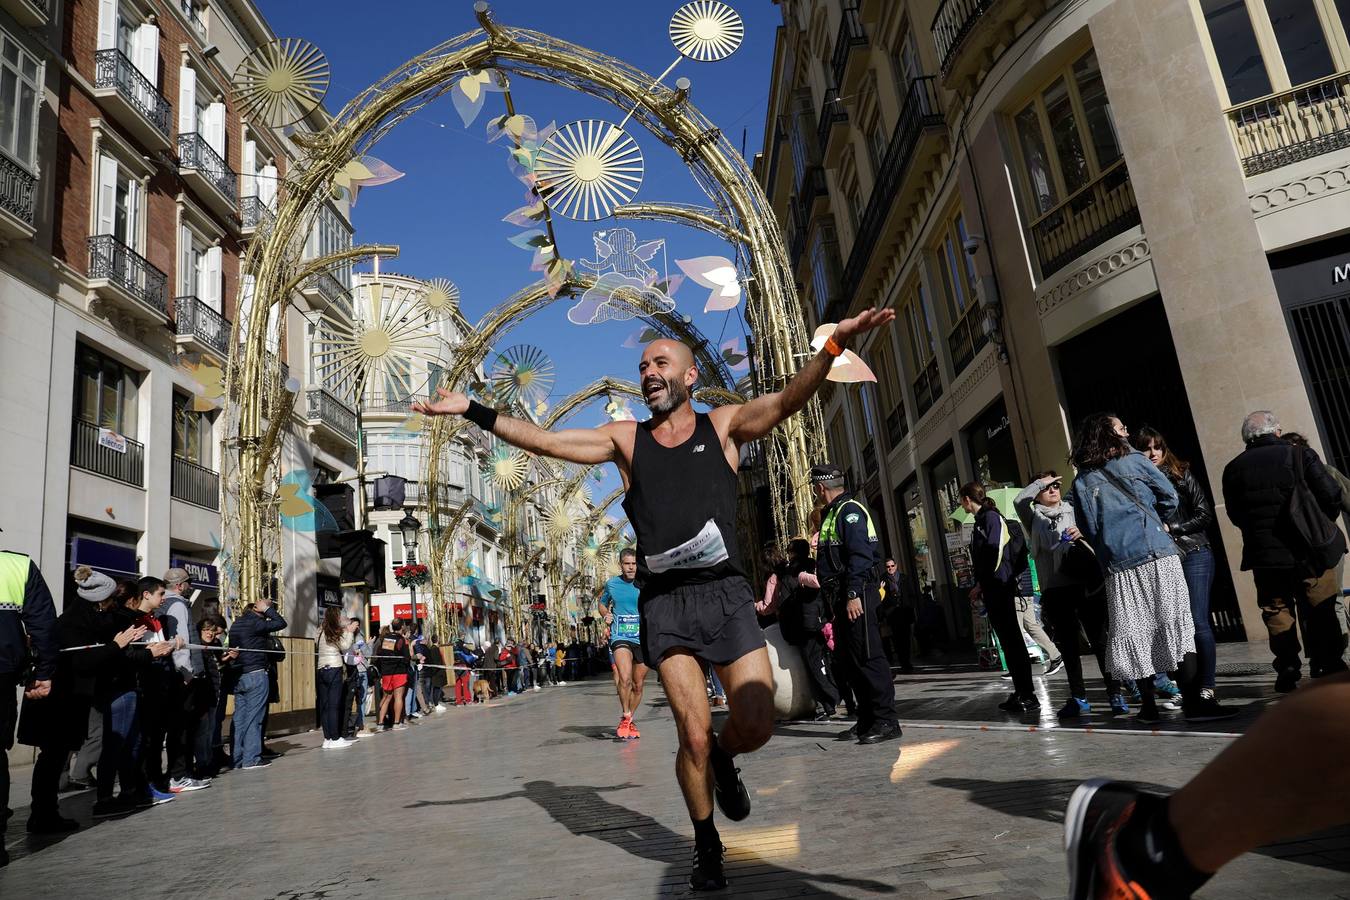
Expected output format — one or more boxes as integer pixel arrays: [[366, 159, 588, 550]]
[[1068, 413, 1201, 724]]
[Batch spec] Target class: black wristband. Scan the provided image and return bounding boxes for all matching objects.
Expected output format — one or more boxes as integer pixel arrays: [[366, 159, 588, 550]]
[[464, 399, 498, 432]]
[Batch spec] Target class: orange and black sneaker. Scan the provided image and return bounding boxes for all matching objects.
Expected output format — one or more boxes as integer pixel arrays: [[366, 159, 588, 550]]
[[626, 718, 641, 739], [1066, 780, 1153, 900], [617, 714, 633, 740]]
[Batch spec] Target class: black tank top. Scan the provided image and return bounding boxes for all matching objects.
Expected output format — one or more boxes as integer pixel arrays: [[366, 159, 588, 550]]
[[622, 412, 743, 592]]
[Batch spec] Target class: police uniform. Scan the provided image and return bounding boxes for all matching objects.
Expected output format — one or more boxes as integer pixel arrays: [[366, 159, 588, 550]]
[[0, 550, 59, 837], [814, 470, 899, 743]]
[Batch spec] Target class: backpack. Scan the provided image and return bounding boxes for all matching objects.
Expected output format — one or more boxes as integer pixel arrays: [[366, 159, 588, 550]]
[[1284, 446, 1348, 576], [1003, 517, 1030, 579]]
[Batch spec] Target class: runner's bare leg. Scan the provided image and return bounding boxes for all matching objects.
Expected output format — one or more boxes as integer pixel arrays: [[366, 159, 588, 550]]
[[659, 649, 716, 819], [713, 646, 774, 756]]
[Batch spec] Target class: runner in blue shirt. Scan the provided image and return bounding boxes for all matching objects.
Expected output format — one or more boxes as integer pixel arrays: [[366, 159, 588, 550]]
[[599, 548, 648, 739]]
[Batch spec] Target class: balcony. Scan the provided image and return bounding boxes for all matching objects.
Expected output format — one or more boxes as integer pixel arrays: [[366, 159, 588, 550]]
[[87, 235, 168, 321], [948, 304, 989, 375], [363, 479, 466, 511], [0, 153, 37, 240], [1227, 72, 1350, 176], [177, 133, 238, 219], [816, 86, 848, 159], [71, 418, 144, 487], [362, 392, 414, 416], [831, 2, 868, 93], [171, 454, 220, 510], [0, 0, 50, 27], [840, 76, 944, 302], [305, 386, 358, 446], [301, 270, 354, 320], [240, 196, 275, 236], [1029, 159, 1139, 278], [92, 50, 171, 151], [912, 358, 942, 419], [174, 295, 230, 361]]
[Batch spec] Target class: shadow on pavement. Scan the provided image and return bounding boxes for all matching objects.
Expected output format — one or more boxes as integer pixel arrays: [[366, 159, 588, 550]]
[[559, 724, 622, 741], [931, 776, 1350, 874], [409, 780, 897, 896]]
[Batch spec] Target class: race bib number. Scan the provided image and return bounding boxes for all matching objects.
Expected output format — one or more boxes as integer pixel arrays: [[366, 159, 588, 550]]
[[646, 519, 730, 574], [614, 613, 641, 638]]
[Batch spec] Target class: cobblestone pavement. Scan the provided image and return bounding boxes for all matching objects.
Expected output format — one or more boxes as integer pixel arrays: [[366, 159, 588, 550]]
[[4, 643, 1349, 899]]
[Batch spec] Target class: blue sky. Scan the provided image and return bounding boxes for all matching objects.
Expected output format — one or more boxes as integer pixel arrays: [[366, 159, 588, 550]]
[[258, 0, 780, 509]]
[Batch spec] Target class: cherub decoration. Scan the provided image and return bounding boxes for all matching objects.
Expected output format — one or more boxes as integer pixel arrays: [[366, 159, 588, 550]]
[[579, 228, 663, 283]]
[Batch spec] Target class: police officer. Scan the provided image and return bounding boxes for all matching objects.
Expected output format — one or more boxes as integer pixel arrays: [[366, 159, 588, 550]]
[[1, 536, 59, 866], [812, 465, 901, 745]]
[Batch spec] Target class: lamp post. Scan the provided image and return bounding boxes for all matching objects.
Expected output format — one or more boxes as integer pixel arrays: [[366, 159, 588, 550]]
[[399, 510, 423, 635], [528, 569, 542, 643]]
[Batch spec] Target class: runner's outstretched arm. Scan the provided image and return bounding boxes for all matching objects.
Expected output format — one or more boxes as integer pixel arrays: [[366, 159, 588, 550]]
[[720, 307, 895, 444], [411, 390, 619, 465]]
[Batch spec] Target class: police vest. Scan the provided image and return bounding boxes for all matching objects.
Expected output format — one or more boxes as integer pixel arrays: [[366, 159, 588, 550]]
[[819, 498, 878, 545], [0, 551, 28, 612]]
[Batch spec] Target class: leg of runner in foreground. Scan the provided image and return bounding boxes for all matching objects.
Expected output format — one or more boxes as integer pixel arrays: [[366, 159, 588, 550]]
[[1065, 671, 1350, 899], [413, 307, 897, 891]]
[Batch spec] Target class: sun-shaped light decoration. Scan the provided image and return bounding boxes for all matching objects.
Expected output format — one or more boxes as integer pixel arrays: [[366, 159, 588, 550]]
[[481, 445, 530, 491], [311, 277, 448, 402], [670, 1, 745, 61], [232, 38, 330, 129], [534, 120, 644, 221], [490, 344, 555, 409], [420, 278, 460, 316], [581, 534, 611, 567], [543, 495, 586, 541]]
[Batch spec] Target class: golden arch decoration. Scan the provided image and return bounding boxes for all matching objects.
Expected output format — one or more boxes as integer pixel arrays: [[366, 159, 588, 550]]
[[227, 5, 822, 615]]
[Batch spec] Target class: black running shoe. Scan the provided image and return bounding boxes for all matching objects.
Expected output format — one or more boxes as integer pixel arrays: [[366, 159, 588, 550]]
[[834, 723, 860, 741], [710, 745, 751, 822], [857, 720, 902, 745], [689, 840, 727, 891]]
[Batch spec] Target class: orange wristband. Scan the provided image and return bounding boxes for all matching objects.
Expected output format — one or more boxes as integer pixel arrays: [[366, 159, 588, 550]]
[[823, 336, 844, 357]]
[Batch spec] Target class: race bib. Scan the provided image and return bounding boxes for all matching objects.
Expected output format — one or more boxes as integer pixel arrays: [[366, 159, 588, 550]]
[[646, 519, 730, 574], [613, 613, 641, 638]]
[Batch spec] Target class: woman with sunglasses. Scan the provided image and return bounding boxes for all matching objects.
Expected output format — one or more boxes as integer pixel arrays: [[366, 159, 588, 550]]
[[1015, 470, 1124, 719]]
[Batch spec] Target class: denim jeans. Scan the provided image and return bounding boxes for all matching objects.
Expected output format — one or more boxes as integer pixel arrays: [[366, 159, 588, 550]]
[[232, 670, 269, 768], [96, 689, 142, 800], [1181, 546, 1217, 690]]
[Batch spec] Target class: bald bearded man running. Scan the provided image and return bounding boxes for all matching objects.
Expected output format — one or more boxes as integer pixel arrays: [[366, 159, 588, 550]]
[[413, 307, 894, 891]]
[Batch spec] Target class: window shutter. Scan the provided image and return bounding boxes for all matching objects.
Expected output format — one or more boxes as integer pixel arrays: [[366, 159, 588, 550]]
[[178, 66, 196, 135], [203, 246, 222, 311], [97, 0, 117, 51], [125, 179, 141, 247], [179, 224, 193, 295], [238, 273, 256, 344], [259, 163, 277, 208], [206, 102, 225, 157], [133, 24, 159, 85], [265, 294, 279, 353], [241, 140, 257, 197], [96, 154, 118, 237]]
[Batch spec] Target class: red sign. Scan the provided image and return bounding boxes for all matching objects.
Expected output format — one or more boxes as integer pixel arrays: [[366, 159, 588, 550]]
[[371, 602, 428, 622]]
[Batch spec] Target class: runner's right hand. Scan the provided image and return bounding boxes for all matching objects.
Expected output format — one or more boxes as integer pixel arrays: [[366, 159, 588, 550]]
[[411, 388, 469, 417]]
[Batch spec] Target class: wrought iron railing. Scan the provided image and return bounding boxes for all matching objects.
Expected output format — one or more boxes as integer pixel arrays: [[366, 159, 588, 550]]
[[831, 2, 867, 89], [841, 76, 943, 300], [1227, 72, 1350, 176], [88, 235, 168, 314], [885, 403, 909, 449], [912, 358, 942, 419], [364, 480, 466, 510], [178, 133, 237, 202], [71, 417, 144, 487], [932, 0, 999, 77], [816, 85, 848, 156], [948, 304, 988, 375], [307, 270, 353, 319], [306, 386, 357, 443], [1029, 159, 1139, 277], [174, 295, 230, 357], [93, 49, 171, 139], [171, 454, 220, 509], [179, 0, 206, 38], [0, 152, 36, 228], [240, 195, 276, 230]]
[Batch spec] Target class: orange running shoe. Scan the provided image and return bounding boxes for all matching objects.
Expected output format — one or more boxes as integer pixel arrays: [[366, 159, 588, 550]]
[[626, 719, 640, 739], [1065, 780, 1155, 900], [617, 715, 632, 739]]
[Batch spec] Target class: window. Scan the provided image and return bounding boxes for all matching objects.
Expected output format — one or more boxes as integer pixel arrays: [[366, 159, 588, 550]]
[[75, 344, 139, 433], [1011, 48, 1121, 217], [1198, 0, 1350, 105], [871, 335, 908, 448], [172, 390, 213, 467], [95, 154, 141, 248], [788, 89, 814, 186], [934, 211, 988, 374], [866, 112, 887, 176], [899, 280, 941, 416], [888, 18, 921, 96], [0, 32, 40, 170], [178, 225, 220, 307], [809, 221, 841, 320], [305, 203, 354, 288]]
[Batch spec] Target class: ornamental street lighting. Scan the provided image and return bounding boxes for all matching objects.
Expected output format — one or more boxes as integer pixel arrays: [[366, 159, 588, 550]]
[[399, 510, 423, 634]]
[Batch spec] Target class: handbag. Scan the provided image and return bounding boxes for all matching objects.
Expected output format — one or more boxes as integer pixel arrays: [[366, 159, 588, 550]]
[[1284, 446, 1348, 576]]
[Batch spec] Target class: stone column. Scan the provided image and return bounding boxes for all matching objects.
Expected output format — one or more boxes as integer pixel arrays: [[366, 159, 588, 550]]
[[1091, 0, 1320, 640]]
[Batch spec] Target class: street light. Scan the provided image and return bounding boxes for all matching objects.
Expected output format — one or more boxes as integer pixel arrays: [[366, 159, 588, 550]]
[[398, 510, 422, 634]]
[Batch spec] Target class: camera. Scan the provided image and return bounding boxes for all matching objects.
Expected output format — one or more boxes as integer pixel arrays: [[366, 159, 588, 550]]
[[963, 234, 985, 255]]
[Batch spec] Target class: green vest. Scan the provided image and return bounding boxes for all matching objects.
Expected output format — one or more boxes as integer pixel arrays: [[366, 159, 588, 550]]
[[0, 551, 29, 612], [820, 498, 878, 544]]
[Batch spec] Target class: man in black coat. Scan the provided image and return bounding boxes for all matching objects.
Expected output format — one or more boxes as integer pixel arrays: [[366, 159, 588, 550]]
[[1221, 410, 1348, 691]]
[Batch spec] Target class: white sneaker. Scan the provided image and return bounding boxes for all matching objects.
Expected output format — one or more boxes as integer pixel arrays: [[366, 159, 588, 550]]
[[434, 704, 447, 714], [533, 685, 541, 692], [558, 680, 567, 686], [393, 723, 409, 731]]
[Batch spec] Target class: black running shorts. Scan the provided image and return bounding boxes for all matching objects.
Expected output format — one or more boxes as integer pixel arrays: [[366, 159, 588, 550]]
[[639, 575, 766, 667], [609, 640, 646, 667]]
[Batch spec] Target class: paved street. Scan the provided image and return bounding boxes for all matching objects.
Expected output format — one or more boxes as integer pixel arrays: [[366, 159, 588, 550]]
[[4, 645, 1349, 899]]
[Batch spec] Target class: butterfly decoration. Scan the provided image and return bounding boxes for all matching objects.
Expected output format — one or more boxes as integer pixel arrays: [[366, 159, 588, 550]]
[[810, 324, 877, 383], [452, 68, 507, 127], [720, 337, 750, 373], [397, 412, 425, 433], [622, 325, 665, 349], [604, 395, 636, 422], [179, 354, 226, 412], [676, 256, 741, 312], [331, 155, 404, 206], [277, 469, 340, 533]]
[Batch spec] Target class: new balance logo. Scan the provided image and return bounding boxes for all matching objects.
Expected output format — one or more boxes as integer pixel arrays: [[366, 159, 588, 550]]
[[692, 444, 706, 453]]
